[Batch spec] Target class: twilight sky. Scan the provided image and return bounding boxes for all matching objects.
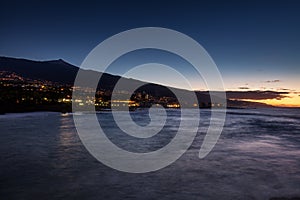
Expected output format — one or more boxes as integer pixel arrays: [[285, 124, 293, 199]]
[[0, 0, 300, 106]]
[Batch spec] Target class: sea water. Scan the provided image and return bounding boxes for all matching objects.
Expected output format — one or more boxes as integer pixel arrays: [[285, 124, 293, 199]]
[[0, 108, 300, 199]]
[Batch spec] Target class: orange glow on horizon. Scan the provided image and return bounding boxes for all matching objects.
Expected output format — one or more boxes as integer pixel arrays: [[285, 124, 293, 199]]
[[236, 93, 300, 107]]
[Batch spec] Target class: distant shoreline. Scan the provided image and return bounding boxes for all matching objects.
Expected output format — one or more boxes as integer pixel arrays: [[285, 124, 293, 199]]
[[0, 105, 299, 115]]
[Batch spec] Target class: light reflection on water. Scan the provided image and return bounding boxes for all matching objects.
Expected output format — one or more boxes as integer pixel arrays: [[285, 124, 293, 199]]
[[0, 108, 299, 199]]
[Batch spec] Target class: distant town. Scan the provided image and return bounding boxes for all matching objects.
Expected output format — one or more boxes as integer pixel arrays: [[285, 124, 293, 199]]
[[0, 70, 206, 114], [0, 57, 274, 114]]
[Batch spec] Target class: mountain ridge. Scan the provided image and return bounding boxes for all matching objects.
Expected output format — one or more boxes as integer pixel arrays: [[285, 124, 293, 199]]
[[0, 56, 274, 109]]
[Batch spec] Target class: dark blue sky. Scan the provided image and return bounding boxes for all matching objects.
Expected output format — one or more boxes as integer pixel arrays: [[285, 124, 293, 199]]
[[1, 0, 300, 93]]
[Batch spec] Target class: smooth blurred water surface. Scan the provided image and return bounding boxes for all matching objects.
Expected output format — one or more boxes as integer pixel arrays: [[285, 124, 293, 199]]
[[0, 108, 300, 200]]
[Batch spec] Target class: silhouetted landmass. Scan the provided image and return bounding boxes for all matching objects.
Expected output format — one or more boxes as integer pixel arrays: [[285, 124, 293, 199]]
[[0, 56, 274, 113], [0, 57, 78, 85]]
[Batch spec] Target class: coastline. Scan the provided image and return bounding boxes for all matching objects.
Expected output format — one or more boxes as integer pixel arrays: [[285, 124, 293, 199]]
[[0, 104, 298, 115]]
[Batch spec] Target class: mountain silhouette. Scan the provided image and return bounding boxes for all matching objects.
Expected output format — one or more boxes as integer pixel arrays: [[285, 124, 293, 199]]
[[0, 57, 78, 84], [0, 56, 194, 99], [0, 56, 272, 109]]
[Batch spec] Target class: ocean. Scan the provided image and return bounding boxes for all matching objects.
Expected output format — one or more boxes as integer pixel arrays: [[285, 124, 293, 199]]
[[0, 108, 300, 199]]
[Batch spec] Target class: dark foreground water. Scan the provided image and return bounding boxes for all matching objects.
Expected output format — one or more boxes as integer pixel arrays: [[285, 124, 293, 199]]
[[0, 108, 300, 200]]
